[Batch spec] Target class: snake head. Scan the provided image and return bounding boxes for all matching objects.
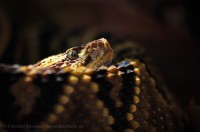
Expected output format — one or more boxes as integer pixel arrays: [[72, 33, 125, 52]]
[[33, 38, 113, 71], [65, 38, 113, 69]]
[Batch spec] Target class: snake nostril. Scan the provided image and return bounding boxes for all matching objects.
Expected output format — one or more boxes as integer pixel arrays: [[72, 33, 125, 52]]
[[85, 55, 92, 65]]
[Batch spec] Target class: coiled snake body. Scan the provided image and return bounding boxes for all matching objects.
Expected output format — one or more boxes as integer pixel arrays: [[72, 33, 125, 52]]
[[0, 38, 186, 132]]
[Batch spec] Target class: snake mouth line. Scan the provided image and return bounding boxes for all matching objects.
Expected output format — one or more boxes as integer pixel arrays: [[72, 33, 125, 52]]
[[93, 49, 113, 68]]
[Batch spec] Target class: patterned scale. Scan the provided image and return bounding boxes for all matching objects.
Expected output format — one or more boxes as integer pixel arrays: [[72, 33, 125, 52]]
[[0, 37, 186, 132]]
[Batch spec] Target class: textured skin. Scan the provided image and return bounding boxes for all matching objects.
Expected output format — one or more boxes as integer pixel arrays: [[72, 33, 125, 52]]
[[0, 39, 186, 132], [19, 38, 113, 73]]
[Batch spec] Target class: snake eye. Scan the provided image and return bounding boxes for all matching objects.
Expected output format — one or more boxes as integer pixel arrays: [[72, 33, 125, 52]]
[[67, 50, 78, 60]]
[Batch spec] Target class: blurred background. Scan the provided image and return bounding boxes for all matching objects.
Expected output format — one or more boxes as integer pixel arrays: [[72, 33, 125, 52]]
[[0, 0, 199, 130]]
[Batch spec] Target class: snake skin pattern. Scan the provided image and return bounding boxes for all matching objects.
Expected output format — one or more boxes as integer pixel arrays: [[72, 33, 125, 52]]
[[0, 37, 186, 132]]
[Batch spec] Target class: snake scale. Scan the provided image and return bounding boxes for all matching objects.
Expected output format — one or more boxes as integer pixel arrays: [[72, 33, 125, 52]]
[[0, 38, 187, 132]]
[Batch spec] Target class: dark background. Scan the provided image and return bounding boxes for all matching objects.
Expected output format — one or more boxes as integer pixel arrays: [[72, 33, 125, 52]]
[[0, 0, 200, 130]]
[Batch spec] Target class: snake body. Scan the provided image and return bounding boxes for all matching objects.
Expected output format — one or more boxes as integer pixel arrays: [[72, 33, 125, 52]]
[[0, 38, 186, 132]]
